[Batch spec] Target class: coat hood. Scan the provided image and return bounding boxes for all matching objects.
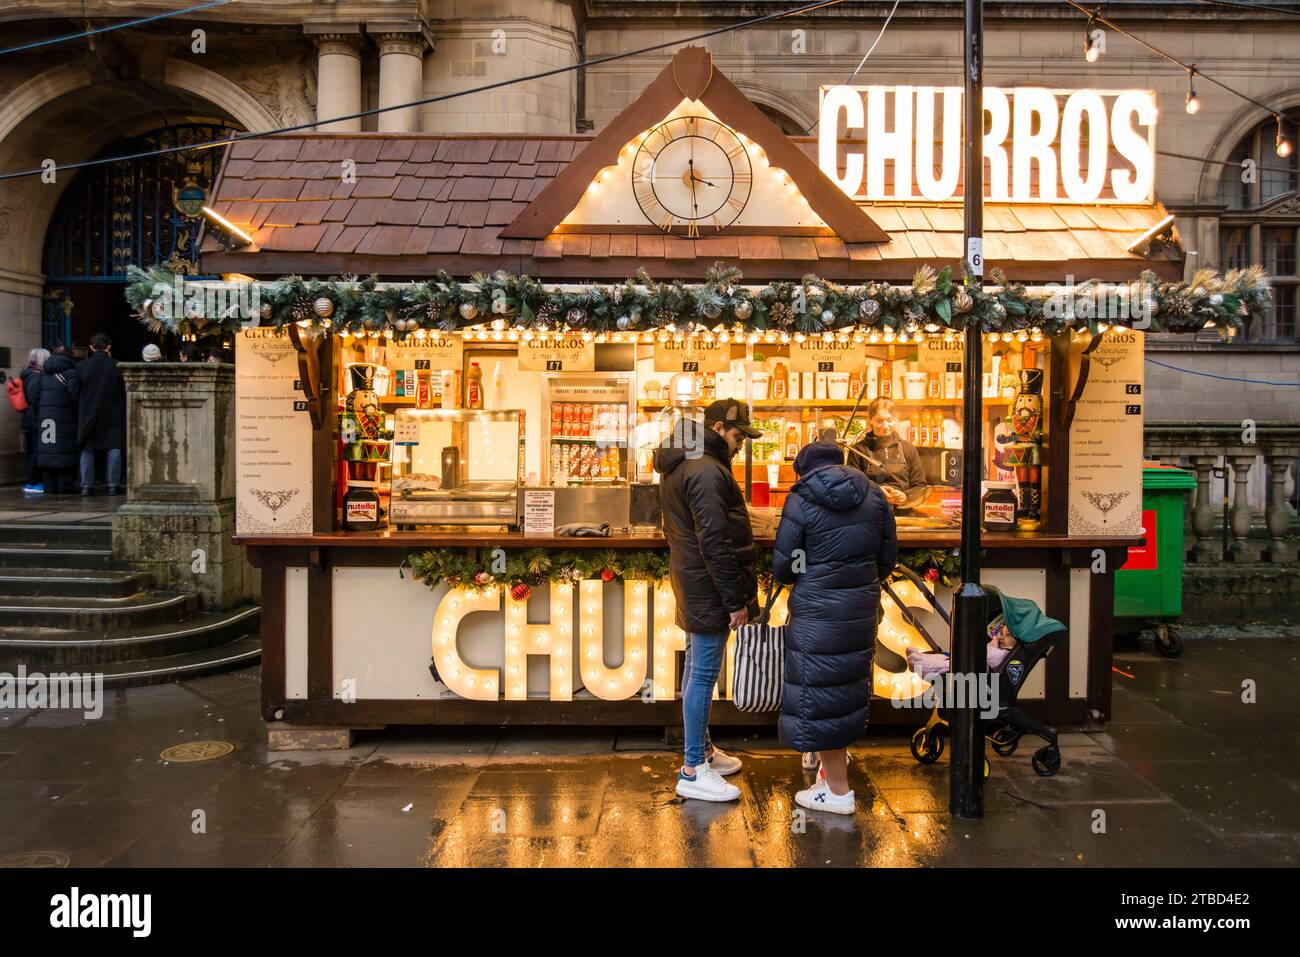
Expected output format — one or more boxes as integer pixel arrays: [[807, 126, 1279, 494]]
[[653, 416, 730, 476], [794, 464, 870, 511], [43, 353, 76, 375]]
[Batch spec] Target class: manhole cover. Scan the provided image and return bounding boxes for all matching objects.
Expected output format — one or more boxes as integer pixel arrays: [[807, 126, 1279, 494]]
[[160, 741, 234, 763], [0, 851, 70, 868]]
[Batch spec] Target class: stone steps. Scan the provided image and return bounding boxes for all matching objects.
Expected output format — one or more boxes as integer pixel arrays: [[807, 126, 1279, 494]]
[[0, 522, 114, 549], [0, 606, 260, 667], [0, 568, 152, 599]]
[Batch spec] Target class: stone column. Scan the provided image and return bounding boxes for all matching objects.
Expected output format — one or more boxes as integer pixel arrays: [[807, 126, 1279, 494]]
[[112, 364, 256, 610], [1227, 453, 1261, 563], [1263, 450, 1298, 563], [308, 26, 364, 132], [1188, 453, 1220, 562], [373, 25, 431, 133]]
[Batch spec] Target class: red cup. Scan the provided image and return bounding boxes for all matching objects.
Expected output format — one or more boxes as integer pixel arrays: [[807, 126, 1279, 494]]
[[750, 481, 770, 507]]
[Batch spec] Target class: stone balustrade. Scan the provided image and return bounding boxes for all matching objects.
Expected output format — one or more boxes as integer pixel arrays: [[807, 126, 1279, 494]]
[[1144, 421, 1299, 565]]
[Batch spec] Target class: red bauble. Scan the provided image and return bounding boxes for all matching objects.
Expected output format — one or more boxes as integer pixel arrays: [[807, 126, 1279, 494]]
[[510, 581, 531, 601], [924, 567, 940, 584], [600, 568, 616, 582], [473, 571, 494, 585]]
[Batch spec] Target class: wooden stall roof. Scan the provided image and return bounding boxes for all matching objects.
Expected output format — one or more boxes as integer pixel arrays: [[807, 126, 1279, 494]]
[[201, 46, 1182, 283]]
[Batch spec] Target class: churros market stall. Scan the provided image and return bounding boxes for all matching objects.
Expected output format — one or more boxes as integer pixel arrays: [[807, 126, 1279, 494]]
[[137, 47, 1268, 743]]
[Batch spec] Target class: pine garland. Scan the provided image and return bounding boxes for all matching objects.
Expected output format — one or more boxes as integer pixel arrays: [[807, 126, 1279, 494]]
[[405, 546, 960, 594], [126, 261, 1271, 340]]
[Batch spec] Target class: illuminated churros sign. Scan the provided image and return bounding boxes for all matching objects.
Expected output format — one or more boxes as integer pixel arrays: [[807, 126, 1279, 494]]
[[818, 86, 1157, 204]]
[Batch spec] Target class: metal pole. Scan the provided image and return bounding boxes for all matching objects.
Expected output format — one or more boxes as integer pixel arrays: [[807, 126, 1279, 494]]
[[952, 0, 987, 819]]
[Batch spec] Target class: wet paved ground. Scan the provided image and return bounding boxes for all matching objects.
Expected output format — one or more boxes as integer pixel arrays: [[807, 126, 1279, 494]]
[[0, 633, 1296, 867]]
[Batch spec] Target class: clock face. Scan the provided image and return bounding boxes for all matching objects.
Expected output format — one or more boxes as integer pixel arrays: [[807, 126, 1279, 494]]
[[632, 116, 753, 236]]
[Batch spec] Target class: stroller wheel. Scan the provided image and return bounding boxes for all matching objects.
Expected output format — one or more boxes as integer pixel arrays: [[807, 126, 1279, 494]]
[[1154, 624, 1184, 659], [910, 727, 944, 764], [990, 726, 1020, 756], [1031, 747, 1062, 777]]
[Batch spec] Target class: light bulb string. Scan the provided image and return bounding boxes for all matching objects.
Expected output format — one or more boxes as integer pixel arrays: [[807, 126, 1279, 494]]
[[1065, 0, 1293, 129]]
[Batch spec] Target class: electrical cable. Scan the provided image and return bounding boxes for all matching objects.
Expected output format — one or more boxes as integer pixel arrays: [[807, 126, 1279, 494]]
[[0, 0, 237, 57], [1192, 0, 1300, 18], [1145, 356, 1300, 386], [801, 0, 902, 134], [0, 0, 849, 182]]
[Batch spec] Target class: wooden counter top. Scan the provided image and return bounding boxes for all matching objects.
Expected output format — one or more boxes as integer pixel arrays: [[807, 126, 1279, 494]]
[[235, 529, 1141, 550]]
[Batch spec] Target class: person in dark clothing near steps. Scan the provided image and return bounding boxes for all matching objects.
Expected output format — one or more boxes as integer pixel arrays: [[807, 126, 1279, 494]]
[[773, 441, 898, 816], [19, 348, 51, 493], [653, 400, 762, 803], [847, 397, 927, 509], [34, 347, 81, 494], [76, 333, 127, 495]]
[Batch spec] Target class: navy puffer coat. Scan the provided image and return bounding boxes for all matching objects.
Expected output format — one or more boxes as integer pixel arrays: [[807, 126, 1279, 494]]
[[34, 353, 81, 470], [772, 464, 898, 753]]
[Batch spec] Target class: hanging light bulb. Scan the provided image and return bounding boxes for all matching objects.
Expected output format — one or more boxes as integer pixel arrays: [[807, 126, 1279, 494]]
[[1184, 68, 1200, 115], [1276, 115, 1294, 158], [1083, 16, 1101, 63]]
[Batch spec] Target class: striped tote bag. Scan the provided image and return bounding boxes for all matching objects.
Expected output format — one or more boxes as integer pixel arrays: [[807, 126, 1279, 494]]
[[732, 585, 785, 713]]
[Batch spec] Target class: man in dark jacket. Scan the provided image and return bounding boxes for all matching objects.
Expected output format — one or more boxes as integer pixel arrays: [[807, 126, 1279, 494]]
[[653, 400, 761, 803], [34, 348, 81, 494], [773, 441, 898, 815], [76, 333, 127, 495]]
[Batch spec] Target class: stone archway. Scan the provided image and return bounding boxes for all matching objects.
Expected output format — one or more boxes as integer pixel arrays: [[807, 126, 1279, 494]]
[[1194, 87, 1300, 207]]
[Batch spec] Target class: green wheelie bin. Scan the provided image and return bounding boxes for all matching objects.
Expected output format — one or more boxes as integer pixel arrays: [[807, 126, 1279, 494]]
[[1114, 464, 1198, 657]]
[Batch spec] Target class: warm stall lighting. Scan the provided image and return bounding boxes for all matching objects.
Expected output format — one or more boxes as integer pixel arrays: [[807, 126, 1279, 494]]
[[578, 580, 649, 700], [200, 206, 254, 247], [429, 587, 500, 700]]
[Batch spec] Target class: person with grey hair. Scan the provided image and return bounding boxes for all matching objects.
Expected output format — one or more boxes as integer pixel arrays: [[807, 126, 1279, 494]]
[[141, 343, 162, 362], [20, 347, 51, 494]]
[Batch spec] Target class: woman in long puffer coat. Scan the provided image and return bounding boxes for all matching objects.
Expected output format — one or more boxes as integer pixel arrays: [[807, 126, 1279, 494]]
[[772, 441, 897, 815], [34, 350, 81, 494]]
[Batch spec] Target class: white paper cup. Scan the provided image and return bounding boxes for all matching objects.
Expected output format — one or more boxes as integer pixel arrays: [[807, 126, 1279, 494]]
[[828, 372, 850, 400]]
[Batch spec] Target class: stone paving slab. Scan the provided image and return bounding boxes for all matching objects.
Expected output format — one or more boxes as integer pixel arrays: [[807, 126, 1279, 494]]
[[0, 636, 1295, 868]]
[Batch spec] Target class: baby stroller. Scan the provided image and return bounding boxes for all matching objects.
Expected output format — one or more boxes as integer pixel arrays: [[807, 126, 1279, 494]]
[[884, 566, 1067, 778]]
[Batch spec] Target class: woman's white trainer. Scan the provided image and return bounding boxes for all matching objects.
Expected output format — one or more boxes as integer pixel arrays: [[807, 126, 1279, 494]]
[[794, 778, 856, 815], [676, 764, 741, 802]]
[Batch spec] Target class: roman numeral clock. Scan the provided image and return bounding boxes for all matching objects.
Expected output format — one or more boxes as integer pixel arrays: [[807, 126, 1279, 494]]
[[632, 116, 753, 236]]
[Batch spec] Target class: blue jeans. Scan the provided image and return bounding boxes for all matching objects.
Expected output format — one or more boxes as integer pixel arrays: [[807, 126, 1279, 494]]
[[682, 631, 726, 768], [80, 448, 122, 491]]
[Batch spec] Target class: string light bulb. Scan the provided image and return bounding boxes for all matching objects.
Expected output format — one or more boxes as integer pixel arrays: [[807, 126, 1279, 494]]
[[1083, 16, 1101, 63], [1276, 115, 1293, 158], [1184, 68, 1200, 115]]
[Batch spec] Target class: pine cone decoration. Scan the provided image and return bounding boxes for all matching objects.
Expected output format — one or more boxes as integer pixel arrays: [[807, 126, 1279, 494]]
[[954, 288, 974, 314], [290, 297, 313, 322]]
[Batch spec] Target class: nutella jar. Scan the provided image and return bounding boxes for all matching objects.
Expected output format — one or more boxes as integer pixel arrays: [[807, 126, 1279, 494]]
[[981, 481, 1018, 532]]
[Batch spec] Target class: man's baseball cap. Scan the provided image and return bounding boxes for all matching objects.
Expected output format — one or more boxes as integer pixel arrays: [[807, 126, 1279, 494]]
[[703, 399, 763, 439]]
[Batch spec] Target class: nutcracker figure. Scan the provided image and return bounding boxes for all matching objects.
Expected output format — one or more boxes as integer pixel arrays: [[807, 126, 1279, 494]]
[[995, 368, 1045, 529], [339, 363, 392, 530]]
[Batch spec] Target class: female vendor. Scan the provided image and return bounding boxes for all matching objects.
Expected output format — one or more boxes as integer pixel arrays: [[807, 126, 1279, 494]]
[[846, 397, 927, 509]]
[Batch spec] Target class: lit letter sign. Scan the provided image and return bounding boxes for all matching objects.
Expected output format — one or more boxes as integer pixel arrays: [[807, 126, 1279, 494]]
[[818, 86, 1156, 204]]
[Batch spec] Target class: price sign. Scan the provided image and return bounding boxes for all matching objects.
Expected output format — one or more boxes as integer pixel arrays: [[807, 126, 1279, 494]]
[[788, 340, 867, 373], [917, 337, 965, 371], [653, 337, 729, 373], [385, 335, 463, 372], [518, 336, 595, 372]]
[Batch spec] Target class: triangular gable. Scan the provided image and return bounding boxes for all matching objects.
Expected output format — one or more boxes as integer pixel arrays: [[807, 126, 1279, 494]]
[[502, 46, 888, 243]]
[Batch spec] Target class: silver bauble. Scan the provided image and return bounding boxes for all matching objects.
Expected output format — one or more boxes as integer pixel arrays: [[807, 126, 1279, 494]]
[[616, 314, 634, 331], [312, 296, 335, 319], [858, 299, 881, 322], [260, 302, 273, 322], [733, 299, 753, 321], [458, 302, 479, 321], [566, 307, 587, 327], [701, 302, 722, 320]]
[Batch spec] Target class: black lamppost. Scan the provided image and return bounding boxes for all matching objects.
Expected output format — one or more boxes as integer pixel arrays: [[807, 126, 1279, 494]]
[[952, 0, 988, 819]]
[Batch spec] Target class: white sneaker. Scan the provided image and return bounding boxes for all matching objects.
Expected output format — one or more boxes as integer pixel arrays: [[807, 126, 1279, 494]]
[[801, 751, 820, 771], [795, 778, 856, 816], [707, 746, 742, 776], [676, 764, 741, 802]]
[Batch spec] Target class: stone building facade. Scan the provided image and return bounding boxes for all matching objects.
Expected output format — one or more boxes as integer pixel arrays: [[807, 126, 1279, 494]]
[[0, 1, 1297, 483]]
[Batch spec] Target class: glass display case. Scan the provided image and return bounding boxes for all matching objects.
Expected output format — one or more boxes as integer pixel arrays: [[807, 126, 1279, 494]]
[[542, 374, 633, 486], [389, 409, 523, 527]]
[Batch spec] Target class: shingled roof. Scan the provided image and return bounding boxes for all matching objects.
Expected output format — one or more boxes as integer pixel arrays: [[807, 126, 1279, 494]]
[[200, 130, 1181, 283]]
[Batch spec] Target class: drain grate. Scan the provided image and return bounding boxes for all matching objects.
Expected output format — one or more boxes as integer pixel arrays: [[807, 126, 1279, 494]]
[[160, 741, 234, 763]]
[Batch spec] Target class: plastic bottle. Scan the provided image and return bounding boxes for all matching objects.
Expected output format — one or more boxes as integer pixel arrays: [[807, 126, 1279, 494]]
[[466, 362, 483, 409], [491, 361, 505, 409], [785, 425, 799, 460]]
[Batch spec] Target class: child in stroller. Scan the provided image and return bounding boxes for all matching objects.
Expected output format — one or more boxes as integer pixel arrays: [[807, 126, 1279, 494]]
[[887, 567, 1068, 777]]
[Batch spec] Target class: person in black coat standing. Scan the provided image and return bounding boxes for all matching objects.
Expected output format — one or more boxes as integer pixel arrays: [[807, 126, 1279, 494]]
[[773, 441, 898, 816], [34, 348, 81, 494], [653, 400, 762, 803], [76, 333, 127, 495], [19, 348, 51, 493]]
